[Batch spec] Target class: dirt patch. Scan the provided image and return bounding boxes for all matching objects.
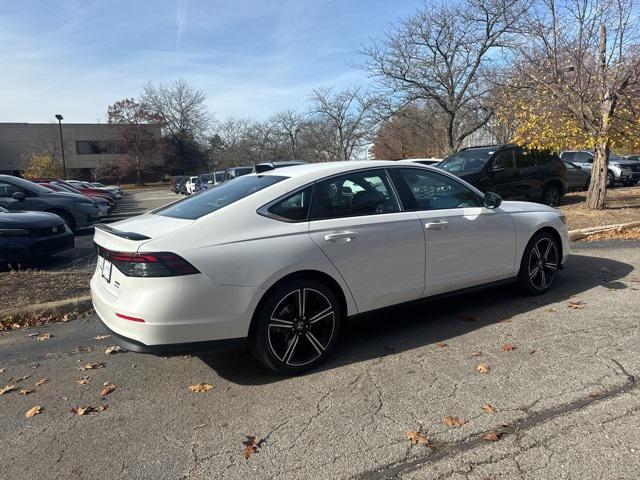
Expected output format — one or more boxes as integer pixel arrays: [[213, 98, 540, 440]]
[[583, 227, 640, 242], [0, 270, 92, 314], [560, 188, 640, 230]]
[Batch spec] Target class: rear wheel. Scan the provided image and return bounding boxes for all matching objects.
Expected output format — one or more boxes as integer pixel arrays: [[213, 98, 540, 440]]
[[518, 231, 560, 295], [606, 171, 615, 188], [541, 184, 561, 207], [249, 278, 342, 375], [49, 209, 76, 232]]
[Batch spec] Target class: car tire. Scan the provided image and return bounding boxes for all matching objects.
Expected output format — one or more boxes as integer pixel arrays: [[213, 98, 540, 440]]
[[49, 209, 76, 233], [541, 184, 561, 207], [517, 231, 560, 296], [606, 171, 615, 188], [584, 176, 591, 191], [249, 278, 342, 375]]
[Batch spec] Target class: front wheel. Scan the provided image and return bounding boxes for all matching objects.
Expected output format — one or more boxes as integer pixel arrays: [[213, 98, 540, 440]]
[[541, 185, 561, 207], [249, 279, 342, 375], [518, 231, 560, 295]]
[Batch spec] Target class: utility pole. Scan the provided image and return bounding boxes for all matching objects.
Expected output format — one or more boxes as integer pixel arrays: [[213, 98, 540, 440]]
[[55, 114, 67, 179]]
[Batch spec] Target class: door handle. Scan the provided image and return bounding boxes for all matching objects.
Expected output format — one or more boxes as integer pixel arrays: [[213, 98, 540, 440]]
[[324, 231, 358, 242], [425, 221, 449, 230]]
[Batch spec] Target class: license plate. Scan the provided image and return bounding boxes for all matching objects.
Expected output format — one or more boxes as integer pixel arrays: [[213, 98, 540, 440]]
[[102, 259, 113, 283]]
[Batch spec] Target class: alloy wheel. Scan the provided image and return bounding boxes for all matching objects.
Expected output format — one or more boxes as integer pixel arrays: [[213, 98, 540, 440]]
[[527, 237, 559, 290], [267, 288, 336, 367], [544, 188, 560, 207]]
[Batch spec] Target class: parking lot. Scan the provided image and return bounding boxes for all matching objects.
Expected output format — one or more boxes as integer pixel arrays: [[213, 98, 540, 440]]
[[1, 236, 639, 479]]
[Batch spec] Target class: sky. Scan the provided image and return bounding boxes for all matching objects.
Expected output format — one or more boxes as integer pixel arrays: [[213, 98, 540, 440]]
[[0, 0, 423, 124]]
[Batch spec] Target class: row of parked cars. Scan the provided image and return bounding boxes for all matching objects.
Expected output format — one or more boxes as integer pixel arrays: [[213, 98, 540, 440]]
[[170, 162, 305, 195], [0, 174, 123, 268]]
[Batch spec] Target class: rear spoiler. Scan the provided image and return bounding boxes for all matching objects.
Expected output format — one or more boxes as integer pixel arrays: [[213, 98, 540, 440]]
[[95, 223, 150, 241]]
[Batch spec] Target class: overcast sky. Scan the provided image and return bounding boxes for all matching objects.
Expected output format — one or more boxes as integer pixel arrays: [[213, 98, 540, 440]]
[[0, 0, 423, 124]]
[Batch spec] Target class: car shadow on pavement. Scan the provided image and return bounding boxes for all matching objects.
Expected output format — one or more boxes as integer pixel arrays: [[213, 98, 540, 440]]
[[199, 252, 634, 385]]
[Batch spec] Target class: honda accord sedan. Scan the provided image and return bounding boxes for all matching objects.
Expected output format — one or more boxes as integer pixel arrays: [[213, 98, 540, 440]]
[[91, 161, 569, 374]]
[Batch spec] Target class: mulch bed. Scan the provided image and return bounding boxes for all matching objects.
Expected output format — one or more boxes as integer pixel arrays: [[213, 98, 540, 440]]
[[560, 188, 640, 230]]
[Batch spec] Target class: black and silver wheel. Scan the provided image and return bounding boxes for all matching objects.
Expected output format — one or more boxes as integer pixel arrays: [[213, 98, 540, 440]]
[[541, 184, 561, 207], [249, 278, 341, 374], [518, 231, 560, 295]]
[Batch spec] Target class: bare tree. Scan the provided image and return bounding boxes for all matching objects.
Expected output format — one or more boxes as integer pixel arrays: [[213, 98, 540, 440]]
[[511, 0, 640, 208], [271, 110, 305, 159], [309, 86, 378, 160], [360, 0, 529, 153]]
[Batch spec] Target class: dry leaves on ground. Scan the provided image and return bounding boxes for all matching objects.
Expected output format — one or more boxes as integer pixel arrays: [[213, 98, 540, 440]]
[[100, 382, 117, 397], [501, 344, 516, 352], [470, 351, 482, 357], [405, 430, 429, 445], [74, 346, 92, 353], [476, 363, 490, 374], [71, 405, 107, 416], [568, 300, 585, 309], [0, 384, 17, 395], [19, 389, 35, 395], [26, 332, 40, 337], [481, 404, 497, 413], [443, 416, 467, 428], [76, 376, 91, 385], [242, 435, 266, 459], [436, 342, 448, 349], [105, 345, 123, 355], [93, 335, 111, 340], [483, 430, 501, 442], [189, 383, 214, 393], [25, 406, 42, 418], [79, 362, 105, 371], [35, 378, 48, 386], [36, 333, 52, 341]]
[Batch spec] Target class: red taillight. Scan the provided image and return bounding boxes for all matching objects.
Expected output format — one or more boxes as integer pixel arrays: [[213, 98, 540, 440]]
[[115, 313, 145, 323], [96, 246, 199, 277]]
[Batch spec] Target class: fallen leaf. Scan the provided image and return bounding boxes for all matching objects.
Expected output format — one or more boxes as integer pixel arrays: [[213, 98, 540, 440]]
[[501, 344, 516, 352], [71, 405, 93, 416], [26, 332, 40, 337], [31, 363, 39, 369], [189, 383, 214, 393], [0, 384, 17, 395], [405, 430, 429, 445], [481, 404, 496, 413], [460, 315, 479, 322], [15, 374, 32, 382], [443, 416, 467, 428], [93, 335, 111, 340], [436, 342, 448, 349], [79, 362, 105, 371], [36, 333, 52, 341], [588, 390, 602, 399], [74, 346, 92, 353], [483, 430, 501, 442], [476, 363, 490, 374], [100, 383, 117, 397], [242, 435, 265, 459], [19, 389, 35, 395], [0, 368, 5, 373], [35, 378, 49, 386], [25, 406, 42, 418], [76, 376, 91, 385], [470, 351, 482, 357], [568, 300, 585, 309], [105, 345, 123, 355], [96, 403, 108, 412], [546, 307, 557, 312]]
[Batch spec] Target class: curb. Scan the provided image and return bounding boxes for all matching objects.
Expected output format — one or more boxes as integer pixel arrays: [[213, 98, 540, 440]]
[[569, 221, 640, 241], [1, 295, 93, 320]]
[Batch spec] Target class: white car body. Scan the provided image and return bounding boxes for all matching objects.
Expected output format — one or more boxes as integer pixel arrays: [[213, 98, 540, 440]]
[[91, 161, 569, 369]]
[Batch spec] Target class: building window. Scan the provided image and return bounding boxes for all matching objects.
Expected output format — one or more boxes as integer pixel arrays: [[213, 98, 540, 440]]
[[76, 141, 124, 155]]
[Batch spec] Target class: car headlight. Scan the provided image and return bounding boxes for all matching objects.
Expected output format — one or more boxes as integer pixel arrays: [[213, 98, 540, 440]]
[[0, 228, 30, 236]]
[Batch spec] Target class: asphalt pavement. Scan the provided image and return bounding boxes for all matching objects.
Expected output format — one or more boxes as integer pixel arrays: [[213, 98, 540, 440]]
[[1, 239, 639, 479]]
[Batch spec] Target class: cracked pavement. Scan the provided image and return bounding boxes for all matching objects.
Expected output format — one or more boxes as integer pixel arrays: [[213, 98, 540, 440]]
[[1, 240, 640, 479]]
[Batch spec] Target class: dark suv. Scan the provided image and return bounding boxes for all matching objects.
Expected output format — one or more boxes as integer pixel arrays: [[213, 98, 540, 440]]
[[438, 145, 569, 207]]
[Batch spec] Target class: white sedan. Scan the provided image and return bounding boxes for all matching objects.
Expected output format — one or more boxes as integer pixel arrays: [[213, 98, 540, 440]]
[[91, 161, 569, 374]]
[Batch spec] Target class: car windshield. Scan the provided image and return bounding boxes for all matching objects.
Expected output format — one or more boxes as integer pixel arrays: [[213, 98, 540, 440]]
[[156, 175, 287, 219], [0, 206, 8, 213], [438, 148, 494, 174]]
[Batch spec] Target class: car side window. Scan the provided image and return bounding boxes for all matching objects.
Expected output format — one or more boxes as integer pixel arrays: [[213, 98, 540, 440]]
[[267, 186, 313, 221], [309, 170, 399, 220], [575, 152, 593, 163], [515, 148, 536, 167], [0, 181, 22, 197], [391, 168, 480, 210], [492, 151, 515, 170]]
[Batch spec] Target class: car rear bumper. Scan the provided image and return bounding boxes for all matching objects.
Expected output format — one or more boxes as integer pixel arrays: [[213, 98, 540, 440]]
[[0, 232, 74, 263]]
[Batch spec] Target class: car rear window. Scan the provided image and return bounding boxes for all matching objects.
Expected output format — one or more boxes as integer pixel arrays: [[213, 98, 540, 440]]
[[155, 175, 286, 219]]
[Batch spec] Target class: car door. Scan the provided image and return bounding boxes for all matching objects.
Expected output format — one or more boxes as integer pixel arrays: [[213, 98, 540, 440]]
[[389, 168, 516, 296], [307, 168, 426, 313], [0, 181, 40, 210], [478, 150, 522, 199]]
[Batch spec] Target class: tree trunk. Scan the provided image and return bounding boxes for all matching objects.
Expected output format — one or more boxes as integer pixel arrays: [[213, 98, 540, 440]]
[[135, 153, 143, 185], [585, 24, 609, 210]]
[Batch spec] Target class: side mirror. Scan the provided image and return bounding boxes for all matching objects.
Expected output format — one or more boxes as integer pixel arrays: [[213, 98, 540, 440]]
[[483, 192, 502, 209], [12, 191, 26, 201]]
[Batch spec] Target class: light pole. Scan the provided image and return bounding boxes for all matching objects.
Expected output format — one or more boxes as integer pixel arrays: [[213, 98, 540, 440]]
[[55, 114, 67, 179]]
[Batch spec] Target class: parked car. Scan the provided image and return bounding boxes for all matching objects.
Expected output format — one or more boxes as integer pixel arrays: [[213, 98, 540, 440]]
[[170, 175, 187, 194], [33, 180, 115, 212], [254, 161, 306, 173], [196, 172, 224, 192], [559, 151, 638, 187], [438, 145, 569, 207], [0, 175, 101, 231], [0, 206, 74, 268], [32, 178, 118, 203], [223, 166, 254, 181], [562, 161, 591, 191], [91, 161, 568, 374], [39, 182, 111, 217], [90, 182, 124, 197], [67, 180, 121, 200], [185, 176, 199, 195]]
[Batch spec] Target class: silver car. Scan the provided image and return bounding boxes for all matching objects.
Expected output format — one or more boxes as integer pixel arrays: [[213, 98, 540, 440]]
[[560, 151, 637, 187]]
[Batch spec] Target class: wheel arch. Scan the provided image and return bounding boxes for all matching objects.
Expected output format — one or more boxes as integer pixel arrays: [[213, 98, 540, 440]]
[[521, 226, 564, 267]]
